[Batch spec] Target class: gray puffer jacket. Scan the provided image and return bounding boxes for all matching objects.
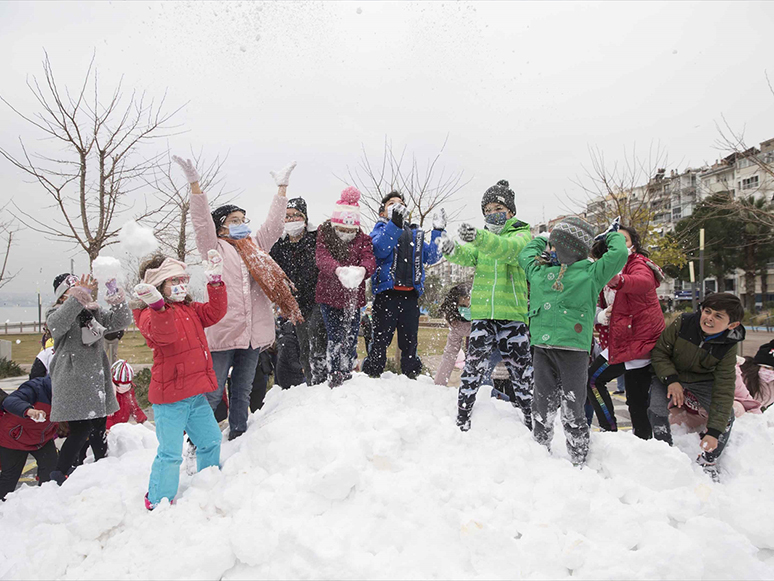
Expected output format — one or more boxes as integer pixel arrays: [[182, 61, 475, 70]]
[[46, 296, 132, 422]]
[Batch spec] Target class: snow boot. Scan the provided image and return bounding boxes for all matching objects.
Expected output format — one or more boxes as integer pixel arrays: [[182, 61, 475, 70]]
[[343, 371, 353, 383], [456, 410, 471, 432], [49, 470, 69, 486], [144, 493, 157, 511], [329, 371, 344, 388], [697, 452, 720, 483], [228, 430, 245, 442]]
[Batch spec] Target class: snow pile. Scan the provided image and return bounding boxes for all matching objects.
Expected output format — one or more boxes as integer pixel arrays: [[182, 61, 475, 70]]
[[2, 375, 774, 579], [119, 221, 159, 258], [91, 256, 123, 284]]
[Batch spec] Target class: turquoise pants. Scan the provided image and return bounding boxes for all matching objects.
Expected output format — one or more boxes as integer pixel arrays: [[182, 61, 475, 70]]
[[148, 394, 221, 505]]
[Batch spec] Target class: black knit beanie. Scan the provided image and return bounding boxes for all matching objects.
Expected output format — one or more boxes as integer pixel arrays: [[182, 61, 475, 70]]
[[287, 197, 308, 223], [753, 340, 774, 368], [211, 204, 246, 230], [53, 273, 71, 293], [481, 180, 516, 215]]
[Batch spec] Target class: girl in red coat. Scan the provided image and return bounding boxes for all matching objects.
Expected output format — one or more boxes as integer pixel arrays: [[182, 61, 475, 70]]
[[106, 360, 148, 429], [133, 250, 227, 510], [316, 187, 376, 388], [588, 225, 665, 439]]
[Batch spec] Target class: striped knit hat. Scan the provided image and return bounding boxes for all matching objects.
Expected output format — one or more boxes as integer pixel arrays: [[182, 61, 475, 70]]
[[331, 187, 361, 228], [550, 216, 595, 265], [111, 359, 135, 394]]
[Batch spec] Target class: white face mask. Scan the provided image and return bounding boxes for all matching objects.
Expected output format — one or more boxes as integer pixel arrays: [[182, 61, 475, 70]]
[[627, 245, 634, 256], [284, 221, 306, 237], [759, 366, 774, 383], [168, 284, 188, 302], [336, 229, 357, 242]]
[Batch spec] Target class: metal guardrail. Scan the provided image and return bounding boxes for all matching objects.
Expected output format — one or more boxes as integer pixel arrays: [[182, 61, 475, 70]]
[[1, 321, 46, 335]]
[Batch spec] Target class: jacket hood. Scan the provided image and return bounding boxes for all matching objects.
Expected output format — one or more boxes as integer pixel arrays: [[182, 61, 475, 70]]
[[686, 311, 746, 345], [631, 253, 665, 285]]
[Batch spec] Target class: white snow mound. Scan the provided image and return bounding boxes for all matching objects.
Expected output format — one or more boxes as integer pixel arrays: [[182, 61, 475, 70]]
[[2, 375, 774, 580]]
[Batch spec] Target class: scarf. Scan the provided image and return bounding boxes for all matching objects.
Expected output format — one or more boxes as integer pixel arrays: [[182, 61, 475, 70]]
[[320, 220, 356, 263], [224, 237, 304, 324]]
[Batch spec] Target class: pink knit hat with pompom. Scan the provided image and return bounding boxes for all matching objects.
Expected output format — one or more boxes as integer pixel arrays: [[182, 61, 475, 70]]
[[331, 186, 361, 228]]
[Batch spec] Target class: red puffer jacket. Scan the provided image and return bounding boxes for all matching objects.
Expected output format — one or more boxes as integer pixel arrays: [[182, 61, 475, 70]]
[[133, 283, 227, 405], [605, 253, 666, 365], [0, 376, 58, 452]]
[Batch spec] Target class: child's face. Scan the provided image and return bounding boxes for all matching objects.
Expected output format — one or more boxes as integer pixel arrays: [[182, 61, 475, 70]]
[[621, 230, 633, 249], [699, 306, 739, 335], [484, 202, 513, 220], [163, 275, 190, 298], [458, 296, 471, 308]]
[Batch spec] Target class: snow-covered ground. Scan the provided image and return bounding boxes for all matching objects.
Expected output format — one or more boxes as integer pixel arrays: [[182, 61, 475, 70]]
[[2, 374, 774, 580]]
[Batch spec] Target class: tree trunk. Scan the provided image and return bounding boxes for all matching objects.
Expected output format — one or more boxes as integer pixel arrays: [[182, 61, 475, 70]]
[[761, 265, 770, 309]]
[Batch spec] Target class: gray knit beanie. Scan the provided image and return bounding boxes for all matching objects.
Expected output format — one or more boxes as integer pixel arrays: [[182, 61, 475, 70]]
[[549, 216, 595, 265]]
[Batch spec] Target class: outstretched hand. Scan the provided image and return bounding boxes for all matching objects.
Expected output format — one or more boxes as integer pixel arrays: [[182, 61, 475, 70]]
[[458, 223, 477, 243], [270, 161, 297, 187], [204, 249, 224, 284], [172, 155, 201, 185], [595, 216, 621, 241], [438, 232, 455, 255], [432, 208, 447, 231]]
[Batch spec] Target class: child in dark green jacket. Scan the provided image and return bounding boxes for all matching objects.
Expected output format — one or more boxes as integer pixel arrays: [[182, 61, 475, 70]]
[[518, 217, 627, 465], [649, 292, 745, 482]]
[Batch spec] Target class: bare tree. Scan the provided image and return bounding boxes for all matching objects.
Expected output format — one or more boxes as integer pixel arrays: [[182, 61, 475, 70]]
[[148, 149, 232, 262], [341, 135, 471, 228], [0, 51, 184, 265], [0, 203, 19, 289]]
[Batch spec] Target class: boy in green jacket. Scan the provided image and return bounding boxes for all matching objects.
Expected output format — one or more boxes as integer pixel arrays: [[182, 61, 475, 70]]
[[440, 180, 533, 431], [648, 292, 745, 482], [518, 217, 627, 466]]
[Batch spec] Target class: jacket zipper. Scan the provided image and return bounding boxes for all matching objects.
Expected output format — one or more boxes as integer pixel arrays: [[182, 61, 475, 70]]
[[510, 273, 518, 305], [492, 259, 498, 318]]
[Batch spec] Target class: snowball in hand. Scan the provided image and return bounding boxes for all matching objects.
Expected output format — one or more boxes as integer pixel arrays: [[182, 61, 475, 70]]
[[92, 256, 123, 284], [119, 221, 159, 257], [336, 266, 366, 289], [269, 161, 297, 187]]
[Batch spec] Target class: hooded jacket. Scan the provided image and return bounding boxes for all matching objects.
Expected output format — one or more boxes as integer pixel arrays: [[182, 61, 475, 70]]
[[0, 376, 59, 451], [446, 217, 532, 322], [651, 311, 745, 437], [270, 228, 319, 318]]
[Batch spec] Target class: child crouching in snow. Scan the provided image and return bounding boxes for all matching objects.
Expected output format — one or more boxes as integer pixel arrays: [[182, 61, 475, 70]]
[[518, 217, 628, 466], [106, 360, 147, 429], [133, 251, 227, 510]]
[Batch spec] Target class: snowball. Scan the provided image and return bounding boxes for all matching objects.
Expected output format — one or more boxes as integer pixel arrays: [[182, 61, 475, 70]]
[[15, 339, 20, 344], [91, 256, 123, 283], [337, 266, 365, 289], [118, 221, 159, 257]]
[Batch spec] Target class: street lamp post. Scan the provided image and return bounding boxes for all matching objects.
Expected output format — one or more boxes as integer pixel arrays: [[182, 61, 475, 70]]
[[689, 261, 697, 312], [699, 228, 705, 302]]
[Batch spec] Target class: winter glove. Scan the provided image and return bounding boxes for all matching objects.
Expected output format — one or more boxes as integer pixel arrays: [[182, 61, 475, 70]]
[[68, 286, 99, 310], [105, 284, 126, 306], [438, 232, 456, 255], [388, 204, 406, 229], [458, 223, 477, 243], [204, 249, 224, 284], [432, 208, 447, 231], [172, 155, 200, 184], [134, 283, 165, 311], [270, 161, 297, 187], [594, 216, 621, 241], [596, 306, 612, 326]]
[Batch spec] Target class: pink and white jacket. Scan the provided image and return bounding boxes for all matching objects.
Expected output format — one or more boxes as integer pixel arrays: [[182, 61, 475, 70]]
[[190, 191, 287, 351]]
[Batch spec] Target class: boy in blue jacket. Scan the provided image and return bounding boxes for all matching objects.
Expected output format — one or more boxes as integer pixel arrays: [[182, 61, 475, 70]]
[[362, 191, 446, 379]]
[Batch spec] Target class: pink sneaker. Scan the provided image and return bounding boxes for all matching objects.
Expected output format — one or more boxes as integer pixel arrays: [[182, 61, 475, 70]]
[[144, 493, 156, 511]]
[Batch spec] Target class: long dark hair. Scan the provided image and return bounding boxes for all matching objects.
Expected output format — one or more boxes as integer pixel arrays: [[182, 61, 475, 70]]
[[740, 357, 766, 399], [619, 225, 648, 257], [439, 282, 472, 324]]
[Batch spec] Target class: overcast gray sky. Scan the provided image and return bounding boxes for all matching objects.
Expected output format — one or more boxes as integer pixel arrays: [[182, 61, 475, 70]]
[[1, 1, 772, 298]]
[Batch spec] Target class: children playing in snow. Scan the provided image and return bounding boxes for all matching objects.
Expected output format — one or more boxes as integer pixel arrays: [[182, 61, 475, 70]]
[[440, 180, 534, 431], [518, 217, 628, 466], [648, 292, 746, 481], [133, 251, 227, 509], [315, 187, 376, 388]]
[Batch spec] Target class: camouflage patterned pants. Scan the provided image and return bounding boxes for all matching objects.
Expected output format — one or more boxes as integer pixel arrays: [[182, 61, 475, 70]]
[[457, 320, 533, 424]]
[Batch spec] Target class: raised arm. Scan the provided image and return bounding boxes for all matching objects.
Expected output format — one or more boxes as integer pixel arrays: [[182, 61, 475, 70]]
[[589, 232, 629, 291], [46, 297, 85, 339], [446, 241, 479, 267], [473, 227, 532, 264], [423, 228, 443, 266], [517, 235, 549, 280], [193, 282, 228, 328], [254, 193, 289, 252]]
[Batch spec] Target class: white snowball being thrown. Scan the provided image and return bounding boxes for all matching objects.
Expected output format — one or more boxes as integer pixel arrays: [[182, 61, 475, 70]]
[[119, 220, 159, 258], [92, 256, 124, 284]]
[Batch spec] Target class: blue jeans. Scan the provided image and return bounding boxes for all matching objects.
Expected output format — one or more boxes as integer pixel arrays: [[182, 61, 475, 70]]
[[148, 394, 221, 504], [320, 304, 360, 375], [207, 347, 261, 435]]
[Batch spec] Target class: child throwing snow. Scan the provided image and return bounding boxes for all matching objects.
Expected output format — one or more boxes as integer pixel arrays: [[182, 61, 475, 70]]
[[518, 218, 628, 466], [106, 360, 147, 430], [648, 293, 745, 482], [439, 180, 534, 431], [133, 251, 227, 509], [315, 187, 376, 388]]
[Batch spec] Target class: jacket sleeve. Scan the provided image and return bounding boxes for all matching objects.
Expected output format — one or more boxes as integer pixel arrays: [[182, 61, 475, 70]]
[[100, 300, 132, 334], [473, 227, 532, 265], [369, 221, 401, 259], [446, 242, 478, 267], [193, 282, 229, 328], [517, 236, 549, 281], [616, 258, 658, 295], [706, 343, 739, 438], [190, 191, 219, 255], [316, 230, 341, 274], [423, 229, 443, 266], [734, 365, 763, 415], [136, 306, 179, 347], [254, 193, 288, 252], [1, 380, 40, 417], [651, 315, 681, 385], [359, 235, 377, 278], [46, 297, 84, 340], [589, 232, 629, 292]]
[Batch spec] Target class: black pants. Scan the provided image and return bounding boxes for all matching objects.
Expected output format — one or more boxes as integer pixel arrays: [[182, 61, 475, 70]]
[[0, 441, 58, 500], [57, 417, 108, 475], [587, 355, 653, 439], [362, 290, 421, 377]]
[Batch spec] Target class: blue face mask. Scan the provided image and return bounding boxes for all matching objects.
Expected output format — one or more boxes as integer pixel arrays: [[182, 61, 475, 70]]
[[485, 212, 508, 226], [549, 250, 560, 266], [228, 223, 252, 240], [457, 306, 471, 320]]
